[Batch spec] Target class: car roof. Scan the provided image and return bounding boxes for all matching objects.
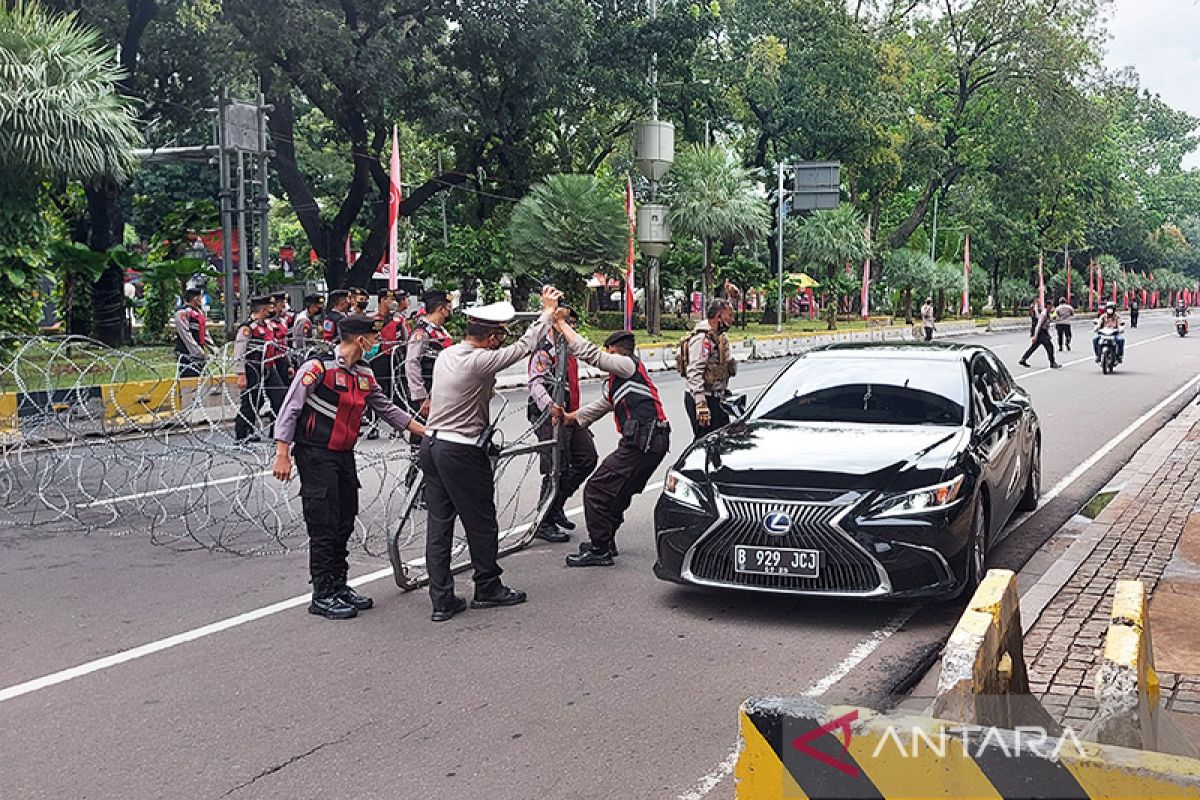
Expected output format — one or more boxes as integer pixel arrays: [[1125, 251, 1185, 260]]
[[805, 342, 983, 362]]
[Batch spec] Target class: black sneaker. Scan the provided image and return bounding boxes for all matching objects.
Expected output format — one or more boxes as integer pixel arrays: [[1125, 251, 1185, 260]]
[[309, 594, 358, 620], [566, 549, 614, 567], [336, 584, 374, 610], [471, 587, 527, 609], [1018, 361, 1030, 368], [431, 596, 468, 623], [578, 540, 619, 558], [553, 508, 576, 530], [1051, 363, 1063, 369], [534, 522, 570, 543]]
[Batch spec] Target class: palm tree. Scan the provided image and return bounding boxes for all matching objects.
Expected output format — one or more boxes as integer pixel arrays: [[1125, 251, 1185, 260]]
[[790, 205, 872, 279], [667, 144, 770, 302], [508, 174, 628, 304], [0, 1, 139, 338]]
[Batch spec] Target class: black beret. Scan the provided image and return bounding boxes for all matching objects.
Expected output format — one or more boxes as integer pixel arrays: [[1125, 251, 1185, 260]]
[[348, 286, 369, 297], [338, 314, 383, 336], [270, 291, 288, 301], [604, 330, 636, 349], [328, 289, 350, 302], [250, 295, 273, 309], [422, 290, 450, 308]]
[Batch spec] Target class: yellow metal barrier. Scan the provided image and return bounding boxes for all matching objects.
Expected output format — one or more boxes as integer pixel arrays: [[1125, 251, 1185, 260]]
[[737, 698, 1200, 799], [101, 379, 181, 428], [0, 392, 18, 443]]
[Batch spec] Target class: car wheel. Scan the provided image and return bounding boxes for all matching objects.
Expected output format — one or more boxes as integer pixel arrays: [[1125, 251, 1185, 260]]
[[957, 498, 988, 599], [1017, 439, 1041, 512]]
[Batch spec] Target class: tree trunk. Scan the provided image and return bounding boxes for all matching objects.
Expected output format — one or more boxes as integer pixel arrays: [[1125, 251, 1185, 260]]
[[87, 179, 127, 346], [904, 288, 913, 324]]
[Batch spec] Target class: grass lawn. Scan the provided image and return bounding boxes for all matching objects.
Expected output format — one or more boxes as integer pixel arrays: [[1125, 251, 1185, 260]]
[[0, 342, 181, 392]]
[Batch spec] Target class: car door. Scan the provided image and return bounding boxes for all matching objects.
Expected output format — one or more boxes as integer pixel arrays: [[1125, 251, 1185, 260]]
[[969, 356, 1020, 524]]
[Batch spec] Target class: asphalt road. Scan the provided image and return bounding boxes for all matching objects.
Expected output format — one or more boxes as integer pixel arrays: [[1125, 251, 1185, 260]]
[[3, 310, 1200, 799]]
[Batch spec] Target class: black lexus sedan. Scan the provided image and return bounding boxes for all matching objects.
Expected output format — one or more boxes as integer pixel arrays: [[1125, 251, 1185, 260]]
[[653, 343, 1040, 599]]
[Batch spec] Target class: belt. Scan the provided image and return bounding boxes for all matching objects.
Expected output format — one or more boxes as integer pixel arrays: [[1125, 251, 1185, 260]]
[[428, 430, 482, 447]]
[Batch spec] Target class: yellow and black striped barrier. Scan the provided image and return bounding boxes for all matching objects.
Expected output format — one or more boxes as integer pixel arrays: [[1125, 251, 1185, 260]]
[[736, 697, 1200, 799]]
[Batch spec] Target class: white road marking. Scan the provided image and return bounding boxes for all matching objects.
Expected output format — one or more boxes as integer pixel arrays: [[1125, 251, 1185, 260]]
[[676, 608, 916, 800], [76, 472, 271, 508]]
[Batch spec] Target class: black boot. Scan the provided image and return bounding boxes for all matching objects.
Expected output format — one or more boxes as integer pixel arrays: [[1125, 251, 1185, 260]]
[[335, 570, 374, 611], [566, 547, 614, 567], [309, 575, 358, 620], [552, 503, 576, 531], [578, 540, 618, 558], [534, 518, 570, 543]]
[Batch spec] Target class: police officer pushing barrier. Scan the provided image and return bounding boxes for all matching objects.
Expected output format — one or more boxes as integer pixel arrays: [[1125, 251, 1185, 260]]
[[422, 286, 563, 622], [234, 295, 287, 442], [527, 306, 598, 543], [272, 314, 426, 620], [405, 290, 454, 420], [173, 287, 212, 378], [551, 325, 671, 567], [321, 289, 351, 342], [680, 298, 738, 439]]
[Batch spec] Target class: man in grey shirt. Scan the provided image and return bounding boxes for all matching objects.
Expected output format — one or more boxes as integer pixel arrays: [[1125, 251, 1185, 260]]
[[422, 286, 563, 622], [173, 288, 212, 378], [1054, 296, 1075, 352]]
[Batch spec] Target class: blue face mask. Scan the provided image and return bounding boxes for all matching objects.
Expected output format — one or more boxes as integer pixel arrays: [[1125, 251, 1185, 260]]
[[363, 343, 381, 360]]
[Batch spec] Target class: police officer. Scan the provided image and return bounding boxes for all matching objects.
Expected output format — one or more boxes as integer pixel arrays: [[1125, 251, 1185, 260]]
[[272, 314, 426, 619], [321, 289, 351, 342], [551, 326, 671, 567], [422, 286, 563, 622], [527, 306, 598, 542], [267, 291, 293, 404], [291, 294, 324, 360], [234, 295, 286, 442], [173, 287, 212, 378], [683, 298, 737, 439], [405, 290, 454, 420], [364, 289, 409, 439], [349, 286, 370, 314]]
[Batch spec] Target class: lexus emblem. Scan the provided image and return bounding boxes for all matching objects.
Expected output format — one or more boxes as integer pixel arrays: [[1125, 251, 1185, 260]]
[[762, 512, 792, 535]]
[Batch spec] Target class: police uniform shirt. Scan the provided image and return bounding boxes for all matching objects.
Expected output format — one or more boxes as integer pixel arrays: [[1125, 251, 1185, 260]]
[[173, 306, 211, 357], [405, 318, 453, 403], [565, 337, 637, 427]]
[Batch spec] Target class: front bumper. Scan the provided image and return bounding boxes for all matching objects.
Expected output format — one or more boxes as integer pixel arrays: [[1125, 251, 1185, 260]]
[[653, 489, 974, 599]]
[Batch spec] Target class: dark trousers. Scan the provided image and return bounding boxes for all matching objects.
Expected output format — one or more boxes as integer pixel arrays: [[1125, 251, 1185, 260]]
[[1131, 308, 1139, 327], [235, 362, 286, 440], [684, 394, 732, 440], [421, 437, 504, 608], [535, 418, 599, 502], [176, 352, 204, 378], [271, 360, 290, 410], [1056, 324, 1073, 350], [924, 326, 934, 342], [1021, 329, 1056, 365], [294, 444, 359, 581], [583, 431, 670, 552]]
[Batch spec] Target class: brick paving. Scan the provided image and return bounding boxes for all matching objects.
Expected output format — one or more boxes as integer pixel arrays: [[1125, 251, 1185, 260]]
[[1022, 404, 1200, 730]]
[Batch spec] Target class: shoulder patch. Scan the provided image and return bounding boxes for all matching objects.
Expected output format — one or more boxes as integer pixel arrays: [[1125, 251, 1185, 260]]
[[301, 371, 318, 386]]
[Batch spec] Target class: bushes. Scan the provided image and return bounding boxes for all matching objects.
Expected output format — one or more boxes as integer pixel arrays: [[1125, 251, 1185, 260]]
[[591, 311, 692, 331]]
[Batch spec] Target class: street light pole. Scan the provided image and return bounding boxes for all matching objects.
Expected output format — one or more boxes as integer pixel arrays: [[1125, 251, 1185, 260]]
[[776, 161, 785, 334]]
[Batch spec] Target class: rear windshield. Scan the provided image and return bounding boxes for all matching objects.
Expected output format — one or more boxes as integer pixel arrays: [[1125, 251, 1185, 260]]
[[751, 356, 967, 426]]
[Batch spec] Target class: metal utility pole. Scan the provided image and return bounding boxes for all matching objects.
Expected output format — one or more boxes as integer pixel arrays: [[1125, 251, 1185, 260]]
[[217, 90, 236, 336], [776, 162, 785, 333]]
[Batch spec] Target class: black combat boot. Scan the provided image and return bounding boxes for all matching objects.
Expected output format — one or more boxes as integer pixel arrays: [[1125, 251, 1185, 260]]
[[534, 517, 570, 543], [578, 540, 618, 558], [308, 575, 358, 620], [552, 503, 576, 531], [334, 570, 374, 611], [565, 545, 614, 567]]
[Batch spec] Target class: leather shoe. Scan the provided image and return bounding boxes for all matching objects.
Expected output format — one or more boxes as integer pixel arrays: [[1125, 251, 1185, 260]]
[[566, 548, 614, 567], [471, 587, 527, 609], [1017, 361, 1030, 368], [336, 584, 374, 610], [534, 522, 570, 543], [553, 507, 576, 530], [579, 540, 618, 558], [431, 596, 467, 622], [309, 595, 358, 620]]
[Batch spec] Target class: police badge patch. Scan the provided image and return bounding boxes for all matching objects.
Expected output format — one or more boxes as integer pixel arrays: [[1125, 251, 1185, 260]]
[[301, 370, 317, 386], [357, 377, 370, 391]]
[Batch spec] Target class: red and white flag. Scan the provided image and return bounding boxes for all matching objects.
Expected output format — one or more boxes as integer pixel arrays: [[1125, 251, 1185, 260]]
[[961, 234, 971, 316], [387, 125, 402, 291], [861, 216, 871, 319], [1037, 252, 1045, 309], [624, 176, 636, 332], [344, 232, 354, 267]]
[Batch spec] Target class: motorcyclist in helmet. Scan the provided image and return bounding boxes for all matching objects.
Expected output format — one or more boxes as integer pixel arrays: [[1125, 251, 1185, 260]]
[[1177, 299, 1189, 318], [1093, 301, 1125, 364]]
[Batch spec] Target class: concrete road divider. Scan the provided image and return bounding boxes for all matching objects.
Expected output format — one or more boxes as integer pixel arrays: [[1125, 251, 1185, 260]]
[[736, 697, 1200, 799], [0, 391, 17, 443], [933, 569, 1057, 731], [101, 379, 181, 431], [1084, 580, 1197, 757]]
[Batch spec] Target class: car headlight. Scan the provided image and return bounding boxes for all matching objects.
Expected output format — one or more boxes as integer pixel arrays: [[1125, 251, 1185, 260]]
[[663, 470, 706, 511], [869, 475, 965, 519]]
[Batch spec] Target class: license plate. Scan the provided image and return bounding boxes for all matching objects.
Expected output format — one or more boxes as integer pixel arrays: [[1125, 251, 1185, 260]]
[[734, 545, 820, 577]]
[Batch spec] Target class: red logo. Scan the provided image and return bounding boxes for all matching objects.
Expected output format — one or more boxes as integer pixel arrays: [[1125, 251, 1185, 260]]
[[791, 710, 859, 778]]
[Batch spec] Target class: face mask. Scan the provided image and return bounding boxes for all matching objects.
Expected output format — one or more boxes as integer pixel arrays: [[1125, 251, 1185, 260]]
[[717, 320, 730, 334], [363, 341, 381, 359], [357, 300, 369, 311]]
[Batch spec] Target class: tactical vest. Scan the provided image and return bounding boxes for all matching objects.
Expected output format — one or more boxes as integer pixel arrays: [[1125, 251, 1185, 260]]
[[321, 310, 345, 342], [175, 307, 207, 355], [293, 356, 379, 451], [380, 314, 410, 354], [605, 356, 667, 438], [266, 317, 289, 361], [240, 318, 271, 366], [415, 318, 453, 391], [529, 336, 580, 413]]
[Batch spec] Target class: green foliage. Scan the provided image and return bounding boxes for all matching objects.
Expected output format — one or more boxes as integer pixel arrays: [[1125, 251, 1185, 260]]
[[0, 180, 50, 334], [137, 257, 217, 344], [667, 145, 770, 246], [418, 220, 514, 302], [0, 1, 139, 182], [49, 241, 108, 334], [508, 174, 627, 280], [999, 277, 1033, 316], [791, 206, 872, 278]]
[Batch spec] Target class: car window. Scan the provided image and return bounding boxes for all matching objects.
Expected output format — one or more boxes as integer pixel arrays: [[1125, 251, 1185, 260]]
[[752, 356, 967, 426], [983, 353, 1013, 399]]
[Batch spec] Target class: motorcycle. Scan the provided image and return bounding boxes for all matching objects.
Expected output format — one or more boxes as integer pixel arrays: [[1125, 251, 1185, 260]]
[[1096, 328, 1122, 374], [1177, 315, 1189, 337]]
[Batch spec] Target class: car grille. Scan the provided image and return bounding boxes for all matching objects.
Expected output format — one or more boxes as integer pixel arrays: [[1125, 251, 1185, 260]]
[[686, 497, 884, 594]]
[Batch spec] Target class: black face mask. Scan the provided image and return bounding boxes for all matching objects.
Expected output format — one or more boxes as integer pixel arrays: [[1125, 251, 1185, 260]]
[[716, 320, 730, 334], [356, 300, 368, 311]]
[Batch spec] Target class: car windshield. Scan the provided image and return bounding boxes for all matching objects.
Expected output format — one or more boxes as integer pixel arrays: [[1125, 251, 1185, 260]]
[[751, 356, 966, 426]]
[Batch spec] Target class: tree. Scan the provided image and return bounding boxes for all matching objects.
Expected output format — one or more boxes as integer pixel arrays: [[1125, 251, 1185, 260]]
[[667, 144, 770, 301], [508, 174, 627, 300], [790, 205, 871, 278], [881, 248, 934, 322], [0, 0, 140, 337]]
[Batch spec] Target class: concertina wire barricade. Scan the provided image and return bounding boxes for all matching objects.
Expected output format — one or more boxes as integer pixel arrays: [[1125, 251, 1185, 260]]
[[0, 327, 569, 591]]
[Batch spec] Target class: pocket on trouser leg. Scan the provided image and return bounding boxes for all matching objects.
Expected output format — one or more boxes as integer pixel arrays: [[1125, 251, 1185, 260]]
[[299, 483, 332, 529]]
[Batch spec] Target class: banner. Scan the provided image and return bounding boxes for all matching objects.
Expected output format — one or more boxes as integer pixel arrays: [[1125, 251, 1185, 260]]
[[861, 216, 872, 319], [624, 176, 635, 332], [1037, 252, 1045, 309], [387, 125, 402, 291]]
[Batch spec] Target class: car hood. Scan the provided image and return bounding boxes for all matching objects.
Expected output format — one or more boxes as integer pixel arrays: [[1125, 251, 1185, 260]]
[[681, 420, 966, 491]]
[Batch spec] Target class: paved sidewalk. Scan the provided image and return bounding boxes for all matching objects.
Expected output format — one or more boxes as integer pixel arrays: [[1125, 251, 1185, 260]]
[[1020, 399, 1200, 738]]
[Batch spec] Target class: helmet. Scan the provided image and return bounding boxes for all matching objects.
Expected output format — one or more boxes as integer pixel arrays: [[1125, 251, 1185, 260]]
[[1105, 302, 1116, 311]]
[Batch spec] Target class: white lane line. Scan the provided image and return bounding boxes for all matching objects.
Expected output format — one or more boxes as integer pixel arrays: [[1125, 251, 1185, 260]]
[[1012, 332, 1169, 378], [677, 608, 916, 800], [76, 472, 271, 508], [0, 480, 670, 705]]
